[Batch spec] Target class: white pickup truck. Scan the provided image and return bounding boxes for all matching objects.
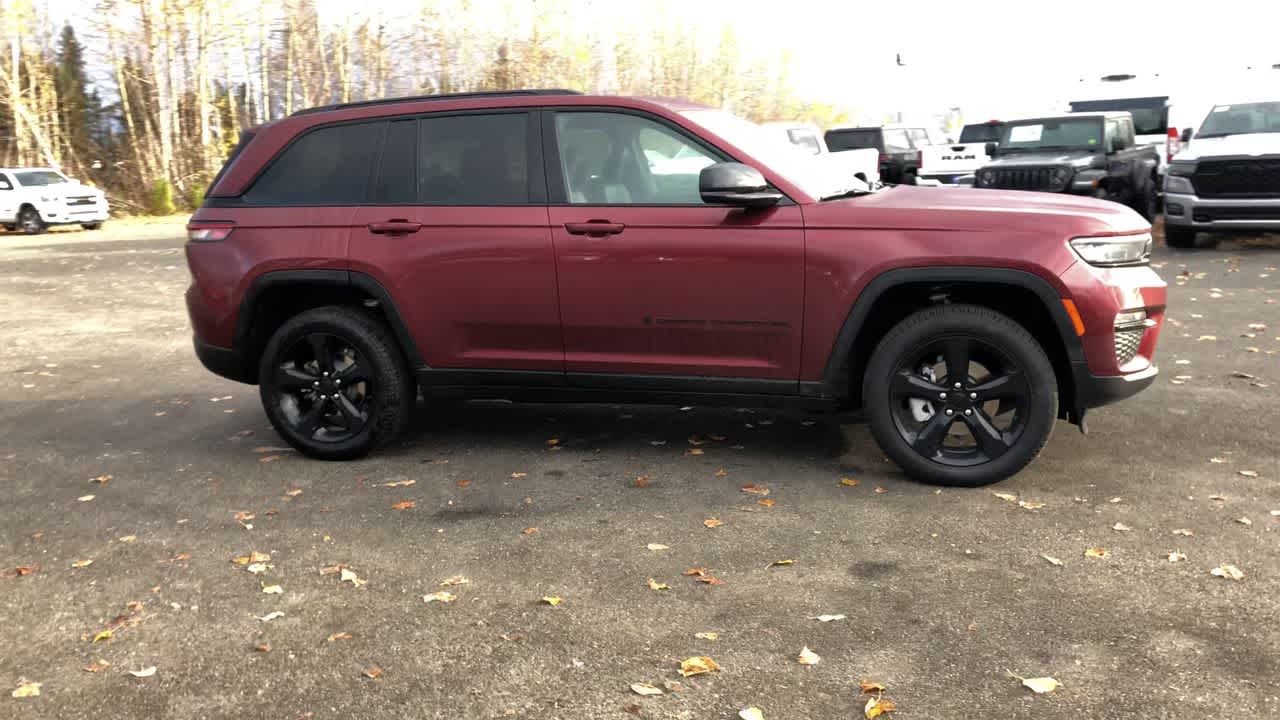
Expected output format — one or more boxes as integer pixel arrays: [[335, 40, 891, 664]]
[[0, 167, 110, 234], [916, 121, 1004, 185], [760, 121, 881, 187]]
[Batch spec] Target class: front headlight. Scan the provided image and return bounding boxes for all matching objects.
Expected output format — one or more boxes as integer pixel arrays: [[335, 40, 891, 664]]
[[1070, 233, 1153, 267], [1167, 162, 1195, 177], [1050, 167, 1070, 185], [1164, 175, 1194, 194]]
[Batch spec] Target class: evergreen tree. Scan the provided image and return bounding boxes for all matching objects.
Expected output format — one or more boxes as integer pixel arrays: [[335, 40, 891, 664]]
[[55, 24, 95, 172]]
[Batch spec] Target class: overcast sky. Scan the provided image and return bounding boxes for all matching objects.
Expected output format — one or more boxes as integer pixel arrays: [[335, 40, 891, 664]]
[[50, 0, 1280, 126]]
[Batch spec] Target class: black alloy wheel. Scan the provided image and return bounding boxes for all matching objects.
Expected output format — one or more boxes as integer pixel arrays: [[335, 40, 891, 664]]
[[19, 207, 45, 235], [272, 333, 373, 444]]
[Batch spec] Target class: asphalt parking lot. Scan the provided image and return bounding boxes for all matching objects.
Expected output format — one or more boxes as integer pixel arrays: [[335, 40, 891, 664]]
[[2, 221, 1278, 719]]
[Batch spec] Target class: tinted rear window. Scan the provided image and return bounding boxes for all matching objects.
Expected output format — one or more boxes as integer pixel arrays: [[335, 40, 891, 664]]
[[419, 114, 529, 204], [825, 129, 882, 152], [245, 122, 380, 204], [959, 124, 1003, 143]]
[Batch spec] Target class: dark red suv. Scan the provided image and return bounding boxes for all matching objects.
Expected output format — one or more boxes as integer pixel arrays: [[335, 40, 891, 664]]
[[185, 90, 1166, 486]]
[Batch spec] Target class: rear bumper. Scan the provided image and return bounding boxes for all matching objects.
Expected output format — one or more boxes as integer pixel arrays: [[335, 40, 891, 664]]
[[1164, 191, 1280, 233], [194, 337, 255, 384], [1072, 362, 1157, 410]]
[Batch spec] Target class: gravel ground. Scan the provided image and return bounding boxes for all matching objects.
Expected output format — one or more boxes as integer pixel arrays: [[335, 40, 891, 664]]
[[1, 222, 1278, 719]]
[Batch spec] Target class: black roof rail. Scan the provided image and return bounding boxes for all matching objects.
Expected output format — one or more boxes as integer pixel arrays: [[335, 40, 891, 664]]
[[291, 89, 583, 117]]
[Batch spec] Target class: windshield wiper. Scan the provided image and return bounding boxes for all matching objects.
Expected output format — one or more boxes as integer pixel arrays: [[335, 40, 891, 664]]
[[821, 187, 876, 201]]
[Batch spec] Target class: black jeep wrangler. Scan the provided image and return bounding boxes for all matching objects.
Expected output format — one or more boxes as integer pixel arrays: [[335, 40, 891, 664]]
[[974, 112, 1160, 219]]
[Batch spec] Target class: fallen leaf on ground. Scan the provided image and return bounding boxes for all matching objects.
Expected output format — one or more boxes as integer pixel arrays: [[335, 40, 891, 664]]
[[630, 682, 663, 696], [758, 498, 776, 507], [1172, 528, 1194, 536], [811, 614, 846, 622], [262, 584, 283, 594], [860, 680, 887, 694], [633, 475, 651, 488], [714, 468, 728, 477], [1112, 522, 1132, 532], [256, 611, 285, 622], [1084, 547, 1110, 558], [362, 667, 383, 679], [1236, 516, 1253, 526], [1209, 494, 1228, 501], [647, 578, 670, 591], [739, 708, 764, 720], [12, 680, 41, 698], [522, 527, 539, 535], [246, 562, 270, 575], [1211, 564, 1244, 580], [381, 479, 416, 488], [284, 488, 303, 497], [440, 575, 470, 586], [233, 551, 271, 565], [1042, 554, 1064, 566], [258, 455, 285, 463], [1238, 470, 1260, 478], [646, 543, 669, 551], [797, 646, 821, 665], [327, 631, 353, 642], [1019, 676, 1061, 694], [684, 448, 705, 456], [423, 591, 457, 603], [339, 568, 366, 588], [127, 666, 157, 678], [390, 500, 415, 510], [78, 494, 95, 502], [740, 484, 770, 496], [767, 559, 795, 568], [91, 474, 112, 484], [118, 535, 136, 543], [546, 438, 560, 447], [83, 660, 110, 673], [1018, 500, 1046, 510], [678, 656, 721, 677], [864, 696, 896, 718], [456, 479, 472, 488], [993, 491, 1018, 502], [254, 642, 271, 653], [540, 596, 563, 606], [1168, 551, 1187, 562], [874, 486, 888, 494], [695, 631, 720, 641], [92, 630, 112, 643], [1197, 335, 1217, 341], [510, 472, 527, 479], [703, 518, 724, 529], [841, 477, 860, 487], [1231, 371, 1256, 379], [71, 559, 93, 568]]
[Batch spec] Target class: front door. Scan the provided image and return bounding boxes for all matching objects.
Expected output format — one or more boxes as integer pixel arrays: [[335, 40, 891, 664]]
[[545, 110, 805, 383], [347, 112, 563, 376]]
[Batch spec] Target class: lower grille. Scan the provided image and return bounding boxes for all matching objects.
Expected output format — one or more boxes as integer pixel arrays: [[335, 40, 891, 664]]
[[1193, 206, 1280, 222], [66, 196, 97, 206], [1192, 158, 1280, 198], [1114, 327, 1144, 366], [987, 167, 1063, 192]]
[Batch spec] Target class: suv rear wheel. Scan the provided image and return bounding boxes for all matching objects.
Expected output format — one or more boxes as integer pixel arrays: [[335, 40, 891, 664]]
[[863, 304, 1057, 486], [258, 306, 412, 460]]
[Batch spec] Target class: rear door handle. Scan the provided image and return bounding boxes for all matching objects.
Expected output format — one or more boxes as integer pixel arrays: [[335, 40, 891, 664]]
[[564, 220, 625, 237], [367, 220, 422, 235]]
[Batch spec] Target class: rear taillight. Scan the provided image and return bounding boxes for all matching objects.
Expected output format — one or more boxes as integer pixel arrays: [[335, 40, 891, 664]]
[[916, 150, 923, 168], [878, 153, 889, 165], [1166, 127, 1181, 163], [187, 222, 234, 242]]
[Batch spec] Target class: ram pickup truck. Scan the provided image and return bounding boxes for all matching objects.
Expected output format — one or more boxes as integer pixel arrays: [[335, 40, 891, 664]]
[[760, 121, 880, 187], [918, 121, 1004, 185], [1164, 100, 1280, 248], [0, 167, 109, 234], [186, 90, 1165, 487], [974, 113, 1160, 219]]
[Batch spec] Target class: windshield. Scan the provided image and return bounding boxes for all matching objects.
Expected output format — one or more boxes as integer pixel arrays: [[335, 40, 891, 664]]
[[999, 118, 1101, 151], [1070, 97, 1168, 135], [825, 128, 881, 152], [15, 170, 68, 187], [1197, 102, 1280, 138], [682, 110, 870, 200], [959, 123, 1002, 144]]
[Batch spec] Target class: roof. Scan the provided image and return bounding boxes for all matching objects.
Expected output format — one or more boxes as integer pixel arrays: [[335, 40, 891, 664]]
[[291, 89, 583, 116], [1011, 111, 1133, 123], [0, 167, 60, 173]]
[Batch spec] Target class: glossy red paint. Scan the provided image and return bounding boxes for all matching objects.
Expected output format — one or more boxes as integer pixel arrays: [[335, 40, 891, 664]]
[[548, 204, 804, 378]]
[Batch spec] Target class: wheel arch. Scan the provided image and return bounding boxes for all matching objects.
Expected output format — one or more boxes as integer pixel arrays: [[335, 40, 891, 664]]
[[234, 270, 423, 382], [818, 267, 1085, 420]]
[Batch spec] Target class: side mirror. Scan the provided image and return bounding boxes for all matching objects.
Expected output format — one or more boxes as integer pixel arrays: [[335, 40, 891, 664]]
[[984, 142, 998, 157], [699, 163, 782, 208], [1180, 128, 1193, 143]]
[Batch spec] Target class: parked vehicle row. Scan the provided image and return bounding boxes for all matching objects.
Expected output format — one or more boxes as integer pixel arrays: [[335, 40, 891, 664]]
[[0, 168, 109, 234], [185, 89, 1166, 486]]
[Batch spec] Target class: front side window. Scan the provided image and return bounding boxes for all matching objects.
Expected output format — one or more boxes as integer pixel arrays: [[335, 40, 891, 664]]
[[15, 170, 67, 187], [555, 112, 719, 205], [245, 122, 380, 204], [1104, 120, 1119, 151]]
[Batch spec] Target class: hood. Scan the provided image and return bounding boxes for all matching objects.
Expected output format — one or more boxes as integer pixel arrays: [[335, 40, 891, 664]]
[[1178, 132, 1280, 161], [985, 150, 1098, 168], [802, 185, 1149, 237]]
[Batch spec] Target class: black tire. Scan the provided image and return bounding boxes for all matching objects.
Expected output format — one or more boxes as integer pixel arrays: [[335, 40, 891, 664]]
[[1137, 181, 1159, 221], [3, 224, 14, 232], [1164, 226, 1198, 249], [18, 207, 45, 235], [863, 304, 1057, 487], [258, 306, 413, 460], [81, 222, 103, 231]]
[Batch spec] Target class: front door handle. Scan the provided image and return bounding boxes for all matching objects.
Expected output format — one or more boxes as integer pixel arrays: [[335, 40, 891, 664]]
[[367, 220, 422, 235], [564, 220, 625, 237]]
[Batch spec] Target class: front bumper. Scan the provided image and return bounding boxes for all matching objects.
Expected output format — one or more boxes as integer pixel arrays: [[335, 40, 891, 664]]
[[1164, 192, 1280, 233], [36, 199, 110, 225], [1072, 362, 1158, 410]]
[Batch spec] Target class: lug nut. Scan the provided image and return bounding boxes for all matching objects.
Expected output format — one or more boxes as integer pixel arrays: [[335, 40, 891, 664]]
[[313, 381, 320, 387], [954, 382, 962, 389], [945, 408, 954, 416], [939, 392, 947, 400], [964, 409, 973, 416], [969, 392, 977, 400], [323, 372, 330, 377]]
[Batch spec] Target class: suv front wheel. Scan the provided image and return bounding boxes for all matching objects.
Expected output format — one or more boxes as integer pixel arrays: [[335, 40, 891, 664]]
[[863, 304, 1057, 486], [258, 306, 413, 460]]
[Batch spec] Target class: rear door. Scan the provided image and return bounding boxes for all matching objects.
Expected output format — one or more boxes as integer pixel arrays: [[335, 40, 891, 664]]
[[347, 111, 563, 376], [545, 109, 805, 384]]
